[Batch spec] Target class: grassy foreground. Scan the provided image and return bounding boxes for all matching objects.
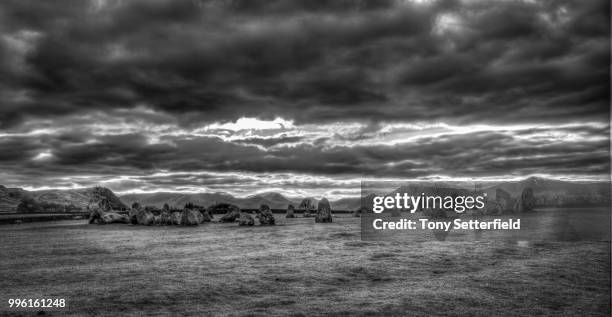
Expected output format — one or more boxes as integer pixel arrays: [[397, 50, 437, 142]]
[[0, 215, 610, 316]]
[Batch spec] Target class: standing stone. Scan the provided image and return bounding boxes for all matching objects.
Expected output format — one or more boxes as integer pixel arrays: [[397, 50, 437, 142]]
[[257, 204, 276, 225], [315, 198, 333, 223], [128, 207, 140, 224], [161, 211, 173, 225], [238, 212, 255, 226], [199, 209, 212, 223], [495, 188, 515, 213], [515, 187, 536, 213], [171, 211, 182, 225], [136, 209, 155, 226], [88, 208, 104, 224], [181, 208, 200, 226], [286, 204, 295, 218]]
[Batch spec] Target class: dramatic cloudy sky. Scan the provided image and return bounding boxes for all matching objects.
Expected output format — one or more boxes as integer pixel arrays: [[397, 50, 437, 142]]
[[0, 0, 609, 198]]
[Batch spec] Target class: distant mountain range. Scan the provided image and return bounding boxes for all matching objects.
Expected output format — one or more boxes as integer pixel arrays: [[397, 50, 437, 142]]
[[0, 176, 609, 213], [120, 191, 310, 210], [32, 187, 126, 210]]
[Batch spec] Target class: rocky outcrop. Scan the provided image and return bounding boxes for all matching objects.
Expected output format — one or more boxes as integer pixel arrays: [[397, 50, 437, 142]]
[[315, 198, 333, 223], [219, 204, 241, 222], [257, 204, 275, 225], [238, 212, 255, 226], [286, 204, 295, 218]]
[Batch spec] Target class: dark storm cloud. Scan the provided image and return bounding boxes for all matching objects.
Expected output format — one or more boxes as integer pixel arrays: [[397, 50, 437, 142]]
[[0, 0, 609, 194], [0, 0, 608, 128]]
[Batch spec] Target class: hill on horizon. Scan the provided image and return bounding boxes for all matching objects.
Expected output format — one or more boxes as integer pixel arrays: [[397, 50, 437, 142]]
[[120, 191, 305, 210], [0, 176, 609, 213], [0, 186, 127, 212]]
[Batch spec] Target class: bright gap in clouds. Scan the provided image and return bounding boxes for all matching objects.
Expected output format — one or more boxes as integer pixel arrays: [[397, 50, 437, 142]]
[[203, 117, 294, 131], [31, 150, 54, 161]]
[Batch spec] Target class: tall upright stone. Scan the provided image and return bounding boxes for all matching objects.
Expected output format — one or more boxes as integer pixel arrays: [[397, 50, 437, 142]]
[[315, 198, 333, 223], [181, 208, 200, 226], [258, 204, 276, 225], [495, 188, 515, 213], [515, 187, 536, 213], [286, 204, 295, 218]]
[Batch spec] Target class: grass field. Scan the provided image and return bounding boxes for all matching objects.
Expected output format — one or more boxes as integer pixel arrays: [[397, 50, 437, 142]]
[[1, 214, 610, 316]]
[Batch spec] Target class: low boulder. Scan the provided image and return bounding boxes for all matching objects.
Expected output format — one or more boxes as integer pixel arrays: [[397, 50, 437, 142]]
[[88, 209, 129, 224], [238, 212, 255, 226], [102, 212, 129, 224], [315, 198, 333, 223], [219, 204, 241, 222]]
